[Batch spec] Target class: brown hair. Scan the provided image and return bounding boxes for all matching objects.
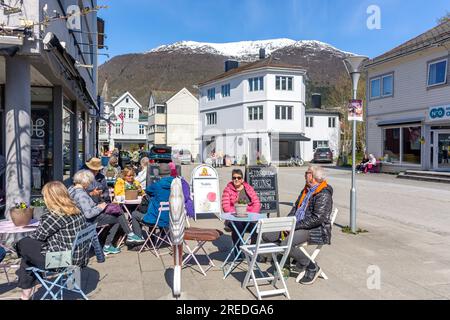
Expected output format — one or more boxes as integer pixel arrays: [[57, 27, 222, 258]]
[[122, 167, 135, 179], [42, 181, 81, 216]]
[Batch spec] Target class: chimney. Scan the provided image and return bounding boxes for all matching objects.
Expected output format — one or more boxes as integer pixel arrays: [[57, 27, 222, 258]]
[[259, 48, 266, 60], [312, 94, 322, 109], [225, 60, 239, 72]]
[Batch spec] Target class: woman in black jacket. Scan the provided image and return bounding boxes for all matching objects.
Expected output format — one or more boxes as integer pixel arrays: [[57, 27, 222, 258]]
[[263, 166, 333, 285]]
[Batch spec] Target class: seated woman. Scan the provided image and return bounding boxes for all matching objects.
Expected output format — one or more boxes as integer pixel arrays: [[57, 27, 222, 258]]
[[69, 170, 144, 256], [114, 167, 145, 198], [15, 181, 88, 300], [103, 156, 122, 184], [364, 154, 378, 173], [135, 157, 149, 189], [222, 169, 261, 258], [356, 153, 369, 173]]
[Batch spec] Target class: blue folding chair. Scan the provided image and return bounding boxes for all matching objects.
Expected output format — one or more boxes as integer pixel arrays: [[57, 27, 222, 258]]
[[27, 224, 97, 300]]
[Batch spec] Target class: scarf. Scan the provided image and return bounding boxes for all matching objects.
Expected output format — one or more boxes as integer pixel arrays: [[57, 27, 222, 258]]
[[295, 181, 328, 222]]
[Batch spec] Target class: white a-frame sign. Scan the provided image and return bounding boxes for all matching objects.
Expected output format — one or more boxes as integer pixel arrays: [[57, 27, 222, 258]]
[[191, 165, 221, 220]]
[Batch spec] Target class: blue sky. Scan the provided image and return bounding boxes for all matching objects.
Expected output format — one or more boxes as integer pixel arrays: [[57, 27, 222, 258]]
[[97, 0, 449, 64]]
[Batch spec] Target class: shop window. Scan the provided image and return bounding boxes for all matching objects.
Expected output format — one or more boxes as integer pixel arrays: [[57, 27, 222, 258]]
[[383, 128, 400, 162], [63, 107, 73, 181], [78, 113, 86, 168], [402, 127, 421, 164], [31, 107, 54, 193]]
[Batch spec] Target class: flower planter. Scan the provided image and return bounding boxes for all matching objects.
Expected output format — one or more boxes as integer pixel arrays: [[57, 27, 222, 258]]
[[10, 208, 34, 227], [235, 204, 248, 217], [125, 190, 139, 201]]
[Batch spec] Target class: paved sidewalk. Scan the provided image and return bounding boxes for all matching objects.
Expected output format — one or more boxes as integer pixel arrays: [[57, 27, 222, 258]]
[[1, 166, 450, 300]]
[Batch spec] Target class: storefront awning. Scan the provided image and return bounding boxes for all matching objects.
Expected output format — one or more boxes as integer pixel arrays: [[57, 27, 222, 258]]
[[377, 117, 424, 127], [271, 133, 311, 142]]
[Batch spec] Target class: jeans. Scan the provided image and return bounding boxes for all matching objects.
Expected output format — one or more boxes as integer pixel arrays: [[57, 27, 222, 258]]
[[91, 234, 105, 263], [15, 238, 46, 289], [131, 211, 146, 238], [90, 213, 131, 246], [262, 229, 316, 270]]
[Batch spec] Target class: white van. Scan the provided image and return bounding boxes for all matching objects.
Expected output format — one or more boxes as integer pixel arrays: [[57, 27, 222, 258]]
[[172, 149, 192, 165]]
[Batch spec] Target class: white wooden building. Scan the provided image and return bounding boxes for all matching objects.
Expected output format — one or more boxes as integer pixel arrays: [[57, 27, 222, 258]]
[[198, 56, 310, 165], [365, 20, 450, 172]]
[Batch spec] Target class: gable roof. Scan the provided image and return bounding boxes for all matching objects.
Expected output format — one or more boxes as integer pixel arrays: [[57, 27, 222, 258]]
[[199, 56, 307, 87], [366, 19, 450, 68], [112, 92, 143, 110], [166, 87, 199, 105], [150, 90, 177, 105]]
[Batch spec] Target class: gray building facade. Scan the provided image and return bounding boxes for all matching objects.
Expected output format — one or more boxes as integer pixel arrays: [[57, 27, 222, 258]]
[[0, 0, 102, 217]]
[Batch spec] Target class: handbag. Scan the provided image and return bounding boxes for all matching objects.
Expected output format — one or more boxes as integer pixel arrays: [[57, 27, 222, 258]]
[[136, 195, 149, 214], [104, 203, 123, 217]]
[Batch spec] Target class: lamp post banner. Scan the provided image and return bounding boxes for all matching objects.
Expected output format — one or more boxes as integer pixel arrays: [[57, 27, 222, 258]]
[[348, 100, 364, 122]]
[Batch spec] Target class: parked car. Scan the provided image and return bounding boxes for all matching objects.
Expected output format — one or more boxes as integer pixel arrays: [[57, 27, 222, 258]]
[[147, 146, 173, 164], [313, 148, 334, 163], [172, 149, 192, 165]]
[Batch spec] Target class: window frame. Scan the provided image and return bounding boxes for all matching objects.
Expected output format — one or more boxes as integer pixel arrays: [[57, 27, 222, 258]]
[[306, 116, 314, 128], [427, 58, 448, 88], [248, 106, 264, 121], [207, 88, 216, 101], [370, 72, 394, 100], [275, 105, 294, 120], [328, 117, 336, 128], [206, 112, 217, 126], [249, 77, 264, 92], [221, 84, 231, 98], [275, 76, 294, 91], [381, 74, 394, 97], [382, 124, 422, 165]]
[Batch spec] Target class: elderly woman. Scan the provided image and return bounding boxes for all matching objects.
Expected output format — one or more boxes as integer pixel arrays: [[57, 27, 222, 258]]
[[262, 166, 333, 285], [135, 157, 149, 189], [103, 156, 122, 180], [15, 181, 88, 300], [69, 170, 144, 256]]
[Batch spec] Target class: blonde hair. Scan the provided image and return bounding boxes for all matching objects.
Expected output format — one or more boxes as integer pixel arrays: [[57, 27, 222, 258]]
[[73, 170, 95, 188], [122, 167, 135, 179], [140, 157, 149, 168], [42, 181, 81, 216]]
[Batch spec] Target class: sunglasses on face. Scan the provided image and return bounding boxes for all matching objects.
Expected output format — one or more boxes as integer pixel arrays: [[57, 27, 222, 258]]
[[232, 176, 243, 181]]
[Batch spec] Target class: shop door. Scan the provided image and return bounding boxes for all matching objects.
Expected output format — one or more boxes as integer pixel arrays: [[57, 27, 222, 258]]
[[434, 131, 450, 171]]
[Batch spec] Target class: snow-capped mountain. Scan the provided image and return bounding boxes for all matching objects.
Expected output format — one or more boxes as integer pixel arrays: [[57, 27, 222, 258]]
[[99, 38, 360, 108], [148, 38, 355, 61]]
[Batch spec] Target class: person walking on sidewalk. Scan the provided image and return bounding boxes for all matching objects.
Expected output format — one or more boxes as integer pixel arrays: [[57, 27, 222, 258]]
[[262, 165, 333, 285]]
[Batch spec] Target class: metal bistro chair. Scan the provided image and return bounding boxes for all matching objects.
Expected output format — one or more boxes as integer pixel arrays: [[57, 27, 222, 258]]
[[27, 224, 98, 300], [241, 217, 297, 300], [139, 202, 172, 257]]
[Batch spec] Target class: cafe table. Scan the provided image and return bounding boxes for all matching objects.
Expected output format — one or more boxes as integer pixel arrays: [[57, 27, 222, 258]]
[[0, 219, 40, 285], [220, 212, 266, 279]]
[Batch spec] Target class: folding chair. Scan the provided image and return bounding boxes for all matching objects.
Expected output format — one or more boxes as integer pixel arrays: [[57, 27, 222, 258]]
[[294, 208, 339, 282], [0, 244, 19, 285], [241, 217, 297, 300], [139, 202, 172, 257], [27, 224, 97, 300], [182, 227, 223, 276]]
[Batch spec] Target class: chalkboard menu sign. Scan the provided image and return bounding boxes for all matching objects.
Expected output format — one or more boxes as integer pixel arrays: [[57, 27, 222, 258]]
[[245, 166, 279, 217]]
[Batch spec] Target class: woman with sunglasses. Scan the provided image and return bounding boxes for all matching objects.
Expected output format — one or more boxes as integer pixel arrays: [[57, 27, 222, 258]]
[[222, 169, 261, 259]]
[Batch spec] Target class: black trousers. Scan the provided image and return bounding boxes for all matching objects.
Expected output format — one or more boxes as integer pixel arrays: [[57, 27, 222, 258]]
[[15, 237, 46, 290]]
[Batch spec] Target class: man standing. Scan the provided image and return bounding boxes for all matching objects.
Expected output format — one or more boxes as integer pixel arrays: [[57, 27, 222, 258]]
[[263, 166, 333, 285]]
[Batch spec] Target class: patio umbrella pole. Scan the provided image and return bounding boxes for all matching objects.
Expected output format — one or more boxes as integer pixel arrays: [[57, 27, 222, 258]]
[[169, 178, 186, 298]]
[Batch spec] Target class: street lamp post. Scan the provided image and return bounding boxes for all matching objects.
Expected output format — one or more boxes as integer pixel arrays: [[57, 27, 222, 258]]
[[343, 55, 368, 233]]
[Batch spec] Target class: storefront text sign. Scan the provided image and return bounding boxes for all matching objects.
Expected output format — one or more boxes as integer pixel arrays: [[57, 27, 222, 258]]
[[429, 105, 450, 122], [191, 165, 221, 220]]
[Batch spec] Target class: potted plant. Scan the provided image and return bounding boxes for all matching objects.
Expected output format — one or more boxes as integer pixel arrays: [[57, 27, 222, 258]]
[[125, 184, 139, 200], [31, 198, 46, 221], [10, 202, 34, 227], [235, 199, 248, 217]]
